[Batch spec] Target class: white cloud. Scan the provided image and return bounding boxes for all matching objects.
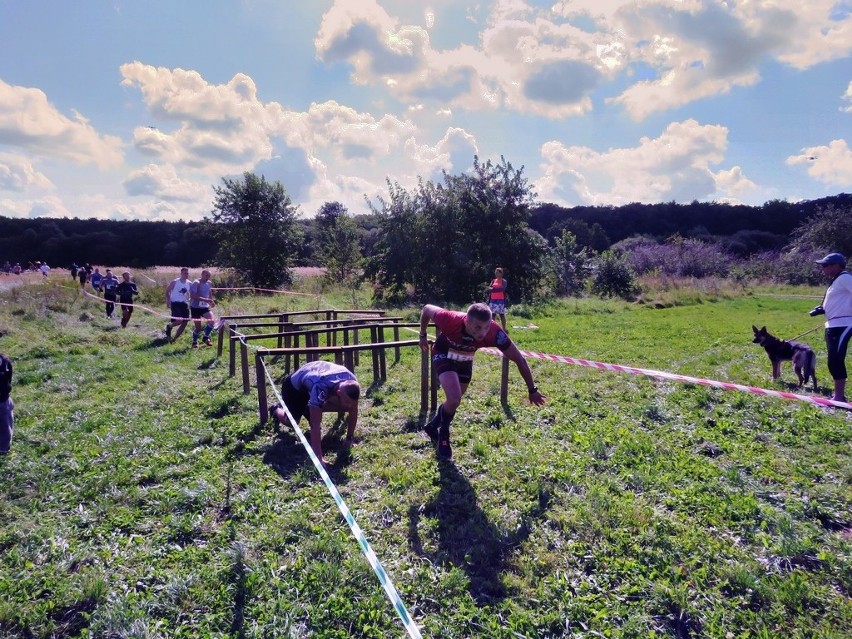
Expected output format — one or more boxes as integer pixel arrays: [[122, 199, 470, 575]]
[[0, 153, 54, 192], [843, 81, 852, 113], [123, 164, 210, 202], [787, 139, 852, 187], [315, 0, 428, 82], [608, 0, 851, 120], [535, 118, 747, 205], [0, 79, 123, 169], [314, 1, 851, 121], [120, 62, 273, 173], [713, 165, 757, 197], [0, 195, 70, 219], [279, 101, 417, 162], [404, 127, 478, 179]]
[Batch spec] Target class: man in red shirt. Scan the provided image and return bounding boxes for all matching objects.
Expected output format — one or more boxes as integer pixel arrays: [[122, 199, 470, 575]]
[[418, 302, 546, 459]]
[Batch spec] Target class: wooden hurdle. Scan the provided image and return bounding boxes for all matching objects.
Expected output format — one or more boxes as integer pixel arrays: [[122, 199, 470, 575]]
[[228, 321, 414, 379], [216, 309, 387, 356]]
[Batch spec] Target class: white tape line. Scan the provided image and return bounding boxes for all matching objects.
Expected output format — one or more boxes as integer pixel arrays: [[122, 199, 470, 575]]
[[480, 347, 852, 410], [259, 359, 422, 638]]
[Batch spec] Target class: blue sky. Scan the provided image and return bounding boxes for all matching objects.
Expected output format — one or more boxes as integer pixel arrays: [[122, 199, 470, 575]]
[[0, 0, 850, 222]]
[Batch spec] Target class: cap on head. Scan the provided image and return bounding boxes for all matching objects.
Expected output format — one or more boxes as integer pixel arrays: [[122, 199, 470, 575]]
[[815, 252, 847, 266]]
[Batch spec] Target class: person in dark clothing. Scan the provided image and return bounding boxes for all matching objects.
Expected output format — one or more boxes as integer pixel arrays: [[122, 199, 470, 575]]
[[0, 354, 13, 455], [101, 268, 119, 319], [116, 271, 139, 328]]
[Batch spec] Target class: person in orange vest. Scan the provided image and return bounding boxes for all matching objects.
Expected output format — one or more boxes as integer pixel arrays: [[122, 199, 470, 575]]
[[487, 267, 508, 329]]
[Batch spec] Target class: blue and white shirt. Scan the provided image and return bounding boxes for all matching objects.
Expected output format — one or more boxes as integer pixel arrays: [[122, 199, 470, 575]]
[[289, 360, 356, 408]]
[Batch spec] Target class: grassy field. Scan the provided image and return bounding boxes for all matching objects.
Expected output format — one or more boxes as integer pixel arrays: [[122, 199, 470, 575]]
[[0, 273, 849, 638]]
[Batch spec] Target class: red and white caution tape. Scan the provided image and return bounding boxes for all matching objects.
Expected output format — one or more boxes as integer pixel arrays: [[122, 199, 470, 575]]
[[481, 347, 852, 410]]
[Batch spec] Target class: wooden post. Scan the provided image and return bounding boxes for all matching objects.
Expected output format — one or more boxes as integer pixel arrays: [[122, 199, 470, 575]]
[[283, 329, 292, 373], [393, 320, 401, 362], [229, 324, 238, 377], [378, 325, 387, 381], [256, 352, 268, 424], [420, 344, 429, 417], [241, 341, 251, 394], [353, 322, 360, 366], [370, 326, 380, 383], [216, 319, 226, 357], [277, 313, 287, 348]]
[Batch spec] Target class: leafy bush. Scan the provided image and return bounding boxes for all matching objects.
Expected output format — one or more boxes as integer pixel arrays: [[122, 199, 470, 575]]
[[591, 251, 639, 299]]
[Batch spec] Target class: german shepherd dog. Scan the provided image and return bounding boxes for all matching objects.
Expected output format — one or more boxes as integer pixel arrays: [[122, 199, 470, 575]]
[[752, 326, 818, 391]]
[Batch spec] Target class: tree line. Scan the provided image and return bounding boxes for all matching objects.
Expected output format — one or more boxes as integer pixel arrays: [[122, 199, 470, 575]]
[[1, 162, 849, 304]]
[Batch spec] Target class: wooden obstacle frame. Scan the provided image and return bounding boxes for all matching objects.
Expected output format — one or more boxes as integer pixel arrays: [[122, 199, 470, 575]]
[[218, 309, 515, 426]]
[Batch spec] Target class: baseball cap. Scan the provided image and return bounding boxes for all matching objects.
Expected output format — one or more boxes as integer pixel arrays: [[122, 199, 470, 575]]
[[815, 252, 847, 266]]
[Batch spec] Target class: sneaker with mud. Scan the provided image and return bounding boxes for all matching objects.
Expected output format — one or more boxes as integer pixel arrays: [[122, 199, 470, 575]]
[[191, 342, 199, 349], [203, 337, 213, 347]]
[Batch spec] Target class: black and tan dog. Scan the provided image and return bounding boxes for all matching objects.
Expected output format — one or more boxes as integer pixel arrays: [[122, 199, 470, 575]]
[[752, 325, 817, 391]]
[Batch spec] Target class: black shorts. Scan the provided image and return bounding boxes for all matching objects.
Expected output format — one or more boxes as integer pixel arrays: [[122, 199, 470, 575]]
[[191, 306, 212, 319], [170, 302, 190, 320], [432, 353, 474, 385], [281, 375, 309, 424]]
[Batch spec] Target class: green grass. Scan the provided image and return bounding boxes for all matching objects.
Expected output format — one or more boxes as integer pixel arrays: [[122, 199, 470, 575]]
[[0, 274, 849, 638]]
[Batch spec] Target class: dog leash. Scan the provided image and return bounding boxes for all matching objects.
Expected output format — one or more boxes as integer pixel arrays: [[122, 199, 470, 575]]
[[788, 326, 821, 341]]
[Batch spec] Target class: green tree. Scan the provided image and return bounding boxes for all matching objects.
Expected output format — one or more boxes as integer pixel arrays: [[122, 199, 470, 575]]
[[553, 230, 592, 296], [788, 203, 852, 257], [366, 156, 550, 305], [591, 251, 638, 300], [209, 172, 302, 289], [314, 201, 364, 283]]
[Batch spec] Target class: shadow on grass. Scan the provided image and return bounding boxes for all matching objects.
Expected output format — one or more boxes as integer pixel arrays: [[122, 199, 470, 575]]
[[257, 417, 355, 482], [133, 336, 172, 350], [407, 458, 553, 606]]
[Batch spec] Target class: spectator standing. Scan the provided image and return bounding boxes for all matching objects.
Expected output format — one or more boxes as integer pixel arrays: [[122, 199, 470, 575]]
[[164, 267, 191, 342], [487, 267, 508, 329], [810, 252, 852, 402], [0, 354, 13, 455], [101, 268, 119, 319], [39, 262, 50, 278], [116, 271, 139, 328], [189, 269, 216, 348]]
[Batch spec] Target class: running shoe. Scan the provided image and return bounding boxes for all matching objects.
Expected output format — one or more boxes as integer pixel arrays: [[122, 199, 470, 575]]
[[437, 428, 452, 459], [437, 437, 452, 460]]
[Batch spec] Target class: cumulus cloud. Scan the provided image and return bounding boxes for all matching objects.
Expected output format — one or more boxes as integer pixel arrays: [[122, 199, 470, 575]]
[[404, 127, 478, 180], [787, 139, 852, 187], [0, 153, 54, 192], [0, 79, 123, 169], [273, 101, 417, 162], [123, 164, 210, 202], [120, 62, 273, 172], [843, 81, 852, 113], [314, 1, 850, 121], [315, 0, 428, 81], [0, 195, 70, 219], [535, 118, 749, 205]]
